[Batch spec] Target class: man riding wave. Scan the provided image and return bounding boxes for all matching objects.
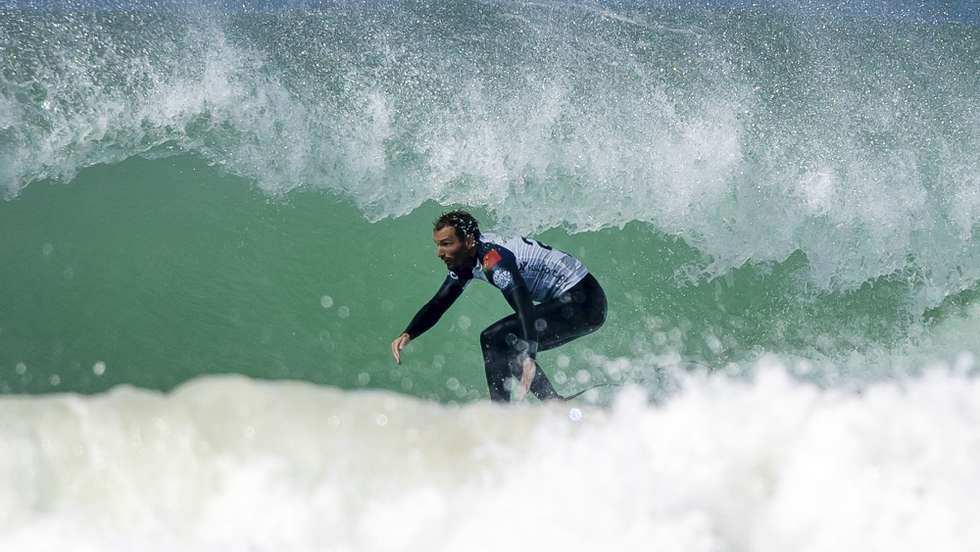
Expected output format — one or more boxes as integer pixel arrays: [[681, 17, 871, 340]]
[[391, 211, 607, 401]]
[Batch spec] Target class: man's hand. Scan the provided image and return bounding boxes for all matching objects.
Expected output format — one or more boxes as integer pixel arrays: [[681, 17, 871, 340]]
[[391, 333, 411, 364], [514, 356, 537, 401]]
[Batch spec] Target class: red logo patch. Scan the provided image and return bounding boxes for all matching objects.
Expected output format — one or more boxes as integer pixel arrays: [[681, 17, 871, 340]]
[[482, 249, 502, 270]]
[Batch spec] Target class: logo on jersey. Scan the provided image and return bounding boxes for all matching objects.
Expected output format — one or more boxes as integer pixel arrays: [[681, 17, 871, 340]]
[[493, 269, 514, 289], [482, 248, 502, 270]]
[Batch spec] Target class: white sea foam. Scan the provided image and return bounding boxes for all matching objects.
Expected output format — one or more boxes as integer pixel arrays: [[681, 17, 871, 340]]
[[1, 359, 977, 552]]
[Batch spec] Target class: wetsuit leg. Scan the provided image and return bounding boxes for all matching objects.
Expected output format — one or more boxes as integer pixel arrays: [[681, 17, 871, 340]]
[[480, 273, 607, 402]]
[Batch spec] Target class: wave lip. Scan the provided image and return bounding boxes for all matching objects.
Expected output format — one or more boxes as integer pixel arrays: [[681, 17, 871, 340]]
[[4, 5, 979, 308]]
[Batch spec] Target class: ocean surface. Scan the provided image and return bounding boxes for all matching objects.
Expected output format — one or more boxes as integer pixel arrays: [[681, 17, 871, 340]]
[[1, 1, 979, 549]]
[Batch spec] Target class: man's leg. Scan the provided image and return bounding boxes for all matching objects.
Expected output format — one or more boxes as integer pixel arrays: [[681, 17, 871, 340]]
[[528, 363, 563, 400], [481, 319, 562, 401], [480, 275, 607, 401], [480, 322, 513, 401]]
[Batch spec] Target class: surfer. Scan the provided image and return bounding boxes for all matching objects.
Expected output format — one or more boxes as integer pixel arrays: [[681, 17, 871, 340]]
[[390, 210, 607, 402]]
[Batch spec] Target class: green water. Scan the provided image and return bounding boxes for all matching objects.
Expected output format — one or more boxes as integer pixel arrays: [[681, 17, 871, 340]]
[[0, 154, 935, 398], [2, 2, 979, 399]]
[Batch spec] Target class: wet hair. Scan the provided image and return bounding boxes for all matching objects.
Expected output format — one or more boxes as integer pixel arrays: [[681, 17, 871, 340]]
[[434, 210, 481, 241]]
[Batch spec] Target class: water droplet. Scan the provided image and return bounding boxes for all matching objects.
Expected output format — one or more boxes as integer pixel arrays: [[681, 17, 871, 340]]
[[568, 408, 583, 422], [575, 370, 591, 384], [401, 378, 414, 391], [446, 377, 460, 391], [458, 315, 472, 330], [15, 362, 27, 375], [92, 361, 106, 376], [705, 335, 723, 354], [49, 374, 61, 386], [556, 354, 571, 368], [337, 306, 350, 319], [357, 372, 370, 385], [320, 295, 334, 309], [42, 243, 54, 257], [375, 414, 388, 427]]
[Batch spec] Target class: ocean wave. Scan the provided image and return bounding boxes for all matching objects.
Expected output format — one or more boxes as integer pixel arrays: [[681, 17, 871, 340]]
[[1, 3, 978, 304]]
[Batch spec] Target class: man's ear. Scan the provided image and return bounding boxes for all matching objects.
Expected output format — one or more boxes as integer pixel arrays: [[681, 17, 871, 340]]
[[465, 235, 476, 250]]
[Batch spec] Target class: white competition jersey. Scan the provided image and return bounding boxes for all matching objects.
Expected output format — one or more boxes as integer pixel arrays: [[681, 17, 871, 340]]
[[471, 234, 589, 302]]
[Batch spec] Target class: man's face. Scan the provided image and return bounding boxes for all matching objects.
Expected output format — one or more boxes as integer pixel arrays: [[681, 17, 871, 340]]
[[434, 226, 474, 270]]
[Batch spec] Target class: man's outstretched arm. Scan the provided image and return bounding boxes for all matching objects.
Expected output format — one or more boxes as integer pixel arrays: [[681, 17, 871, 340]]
[[391, 276, 465, 364]]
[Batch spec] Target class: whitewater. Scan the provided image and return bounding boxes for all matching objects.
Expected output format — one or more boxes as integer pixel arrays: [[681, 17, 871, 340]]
[[3, 361, 979, 552]]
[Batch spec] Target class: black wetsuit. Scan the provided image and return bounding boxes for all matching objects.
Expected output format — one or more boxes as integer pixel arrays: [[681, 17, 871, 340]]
[[403, 235, 607, 402]]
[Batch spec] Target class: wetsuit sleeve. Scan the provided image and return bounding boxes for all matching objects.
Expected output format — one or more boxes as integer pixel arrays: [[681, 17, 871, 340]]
[[403, 275, 466, 339], [485, 249, 539, 358]]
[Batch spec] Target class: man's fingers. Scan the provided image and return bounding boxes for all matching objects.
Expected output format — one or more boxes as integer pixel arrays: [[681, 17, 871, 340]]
[[517, 360, 535, 399], [522, 371, 533, 390], [392, 335, 409, 364]]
